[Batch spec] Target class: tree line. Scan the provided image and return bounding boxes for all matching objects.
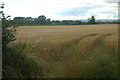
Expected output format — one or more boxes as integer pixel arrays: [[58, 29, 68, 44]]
[[11, 15, 98, 26]]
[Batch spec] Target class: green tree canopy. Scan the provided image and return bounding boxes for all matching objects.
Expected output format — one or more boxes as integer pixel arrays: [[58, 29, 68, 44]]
[[88, 16, 96, 24]]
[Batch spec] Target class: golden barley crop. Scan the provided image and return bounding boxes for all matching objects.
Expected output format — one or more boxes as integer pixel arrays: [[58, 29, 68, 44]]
[[10, 24, 118, 78]]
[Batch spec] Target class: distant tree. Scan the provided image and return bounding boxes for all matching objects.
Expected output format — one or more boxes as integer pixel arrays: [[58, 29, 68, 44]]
[[46, 18, 52, 24], [12, 15, 53, 26], [12, 17, 26, 26], [38, 15, 46, 20], [25, 17, 34, 25], [73, 20, 83, 25], [88, 16, 96, 24], [67, 20, 73, 25], [37, 15, 46, 24], [61, 20, 73, 25], [26, 17, 33, 21], [52, 20, 61, 25]]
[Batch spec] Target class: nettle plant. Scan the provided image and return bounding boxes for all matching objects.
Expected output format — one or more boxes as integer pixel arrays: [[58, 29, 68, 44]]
[[0, 2, 16, 50], [0, 3, 16, 54]]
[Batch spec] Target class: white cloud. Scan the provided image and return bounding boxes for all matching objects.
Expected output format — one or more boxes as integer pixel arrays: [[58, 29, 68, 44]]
[[87, 2, 118, 19], [0, 0, 118, 20]]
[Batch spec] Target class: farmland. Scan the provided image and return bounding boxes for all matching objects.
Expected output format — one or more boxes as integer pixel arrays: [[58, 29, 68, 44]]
[[6, 24, 118, 78], [15, 24, 118, 43]]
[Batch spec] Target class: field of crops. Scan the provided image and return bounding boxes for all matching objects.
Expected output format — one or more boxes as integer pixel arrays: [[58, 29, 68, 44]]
[[7, 24, 118, 78], [15, 24, 118, 44]]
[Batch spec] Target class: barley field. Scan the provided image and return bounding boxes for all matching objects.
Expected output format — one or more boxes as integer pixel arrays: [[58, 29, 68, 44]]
[[15, 24, 118, 44], [8, 24, 118, 78]]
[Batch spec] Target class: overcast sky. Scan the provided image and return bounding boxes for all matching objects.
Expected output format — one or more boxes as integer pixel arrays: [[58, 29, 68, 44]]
[[0, 0, 119, 20]]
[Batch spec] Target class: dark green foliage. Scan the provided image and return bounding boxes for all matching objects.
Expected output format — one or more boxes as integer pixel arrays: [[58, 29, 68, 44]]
[[52, 20, 61, 25], [88, 16, 96, 24], [11, 15, 119, 26], [61, 20, 73, 25], [11, 16, 101, 26], [2, 44, 43, 78], [35, 15, 47, 25], [73, 20, 83, 25], [12, 17, 35, 26], [52, 20, 83, 25], [12, 15, 52, 26], [1, 3, 16, 53]]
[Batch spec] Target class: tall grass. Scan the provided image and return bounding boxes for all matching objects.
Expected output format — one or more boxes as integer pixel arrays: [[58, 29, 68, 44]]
[[58, 38, 118, 78], [3, 35, 118, 78]]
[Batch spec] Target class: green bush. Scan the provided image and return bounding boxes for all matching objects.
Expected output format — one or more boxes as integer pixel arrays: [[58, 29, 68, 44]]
[[2, 43, 43, 78]]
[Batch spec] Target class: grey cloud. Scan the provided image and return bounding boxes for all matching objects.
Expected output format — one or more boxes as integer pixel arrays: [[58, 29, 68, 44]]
[[105, 0, 120, 3], [57, 5, 105, 16], [57, 7, 87, 16]]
